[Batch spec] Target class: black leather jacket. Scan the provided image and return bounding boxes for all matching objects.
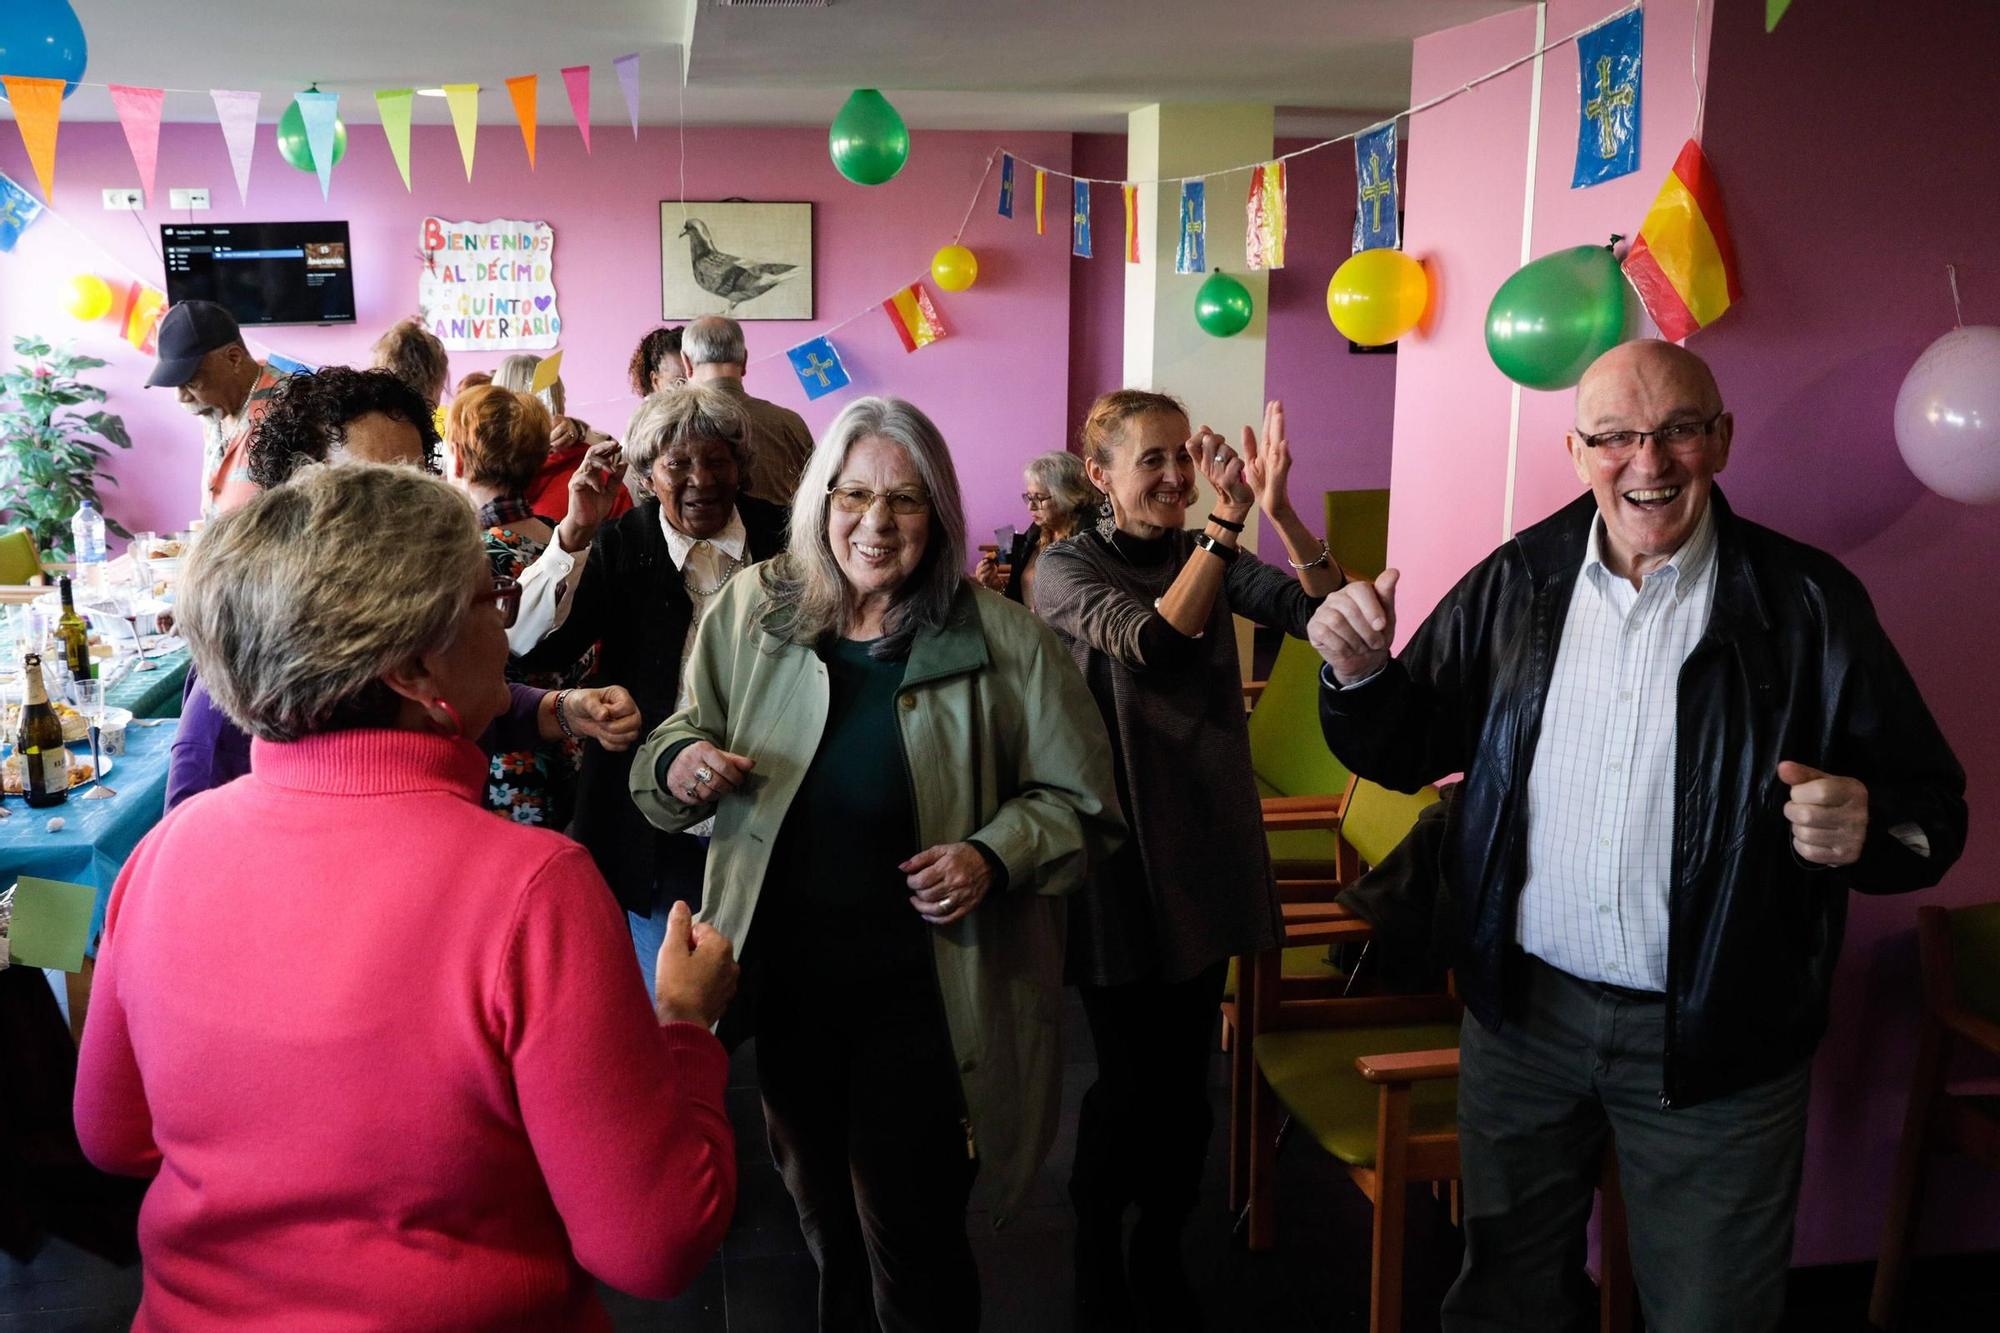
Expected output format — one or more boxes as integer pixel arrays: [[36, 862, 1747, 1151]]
[[1320, 491, 1966, 1108]]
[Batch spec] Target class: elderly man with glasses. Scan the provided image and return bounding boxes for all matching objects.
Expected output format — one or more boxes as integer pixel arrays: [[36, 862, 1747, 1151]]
[[1311, 339, 1966, 1332]]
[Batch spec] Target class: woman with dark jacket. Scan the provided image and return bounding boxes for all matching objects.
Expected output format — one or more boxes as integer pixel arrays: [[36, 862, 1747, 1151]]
[[513, 383, 786, 989], [975, 449, 1099, 607]]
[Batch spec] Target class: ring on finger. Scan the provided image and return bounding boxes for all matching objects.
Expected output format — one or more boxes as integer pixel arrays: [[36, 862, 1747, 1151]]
[[940, 896, 955, 911], [694, 764, 716, 786]]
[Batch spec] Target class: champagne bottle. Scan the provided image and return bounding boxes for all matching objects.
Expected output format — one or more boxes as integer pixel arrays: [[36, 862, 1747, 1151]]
[[17, 653, 70, 808], [57, 575, 91, 684]]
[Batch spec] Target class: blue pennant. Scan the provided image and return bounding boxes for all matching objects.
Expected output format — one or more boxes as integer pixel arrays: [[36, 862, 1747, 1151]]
[[1352, 122, 1400, 252], [786, 336, 851, 401], [1175, 181, 1206, 274], [1572, 7, 1643, 188], [0, 173, 48, 253], [1072, 179, 1092, 259], [998, 154, 1016, 219]]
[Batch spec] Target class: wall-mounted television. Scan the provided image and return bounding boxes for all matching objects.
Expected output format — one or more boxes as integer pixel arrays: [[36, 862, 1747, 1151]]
[[161, 221, 357, 326]]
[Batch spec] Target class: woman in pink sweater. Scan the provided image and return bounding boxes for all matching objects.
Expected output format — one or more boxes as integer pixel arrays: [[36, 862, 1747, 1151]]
[[74, 463, 740, 1330]]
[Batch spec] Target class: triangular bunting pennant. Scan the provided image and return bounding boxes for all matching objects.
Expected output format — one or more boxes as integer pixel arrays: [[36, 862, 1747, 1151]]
[[294, 90, 342, 201], [561, 65, 593, 153], [505, 74, 539, 169], [108, 85, 165, 208], [210, 90, 261, 205], [613, 53, 642, 139], [444, 84, 481, 181], [1767, 0, 1795, 30], [1, 77, 64, 202], [376, 89, 415, 190], [1246, 161, 1287, 270]]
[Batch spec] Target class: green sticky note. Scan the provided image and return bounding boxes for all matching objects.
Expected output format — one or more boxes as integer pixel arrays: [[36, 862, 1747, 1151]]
[[8, 876, 96, 972], [1767, 0, 1794, 31]]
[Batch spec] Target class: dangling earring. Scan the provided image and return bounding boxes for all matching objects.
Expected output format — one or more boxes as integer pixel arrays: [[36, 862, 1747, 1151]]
[[1095, 496, 1116, 542], [429, 697, 466, 739]]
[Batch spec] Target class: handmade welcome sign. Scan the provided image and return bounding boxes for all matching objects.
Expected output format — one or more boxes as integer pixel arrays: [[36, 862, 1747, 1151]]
[[416, 217, 561, 351]]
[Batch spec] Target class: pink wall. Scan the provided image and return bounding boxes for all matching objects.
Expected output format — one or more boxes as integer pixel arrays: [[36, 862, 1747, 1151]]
[[0, 122, 1074, 547], [1398, 0, 1996, 1267], [1061, 132, 1400, 524]]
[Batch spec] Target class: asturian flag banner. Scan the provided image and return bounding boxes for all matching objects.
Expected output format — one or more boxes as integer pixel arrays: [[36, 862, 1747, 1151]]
[[1175, 180, 1206, 275], [998, 153, 1016, 219], [1072, 178, 1093, 259], [787, 336, 852, 400], [1352, 122, 1400, 252], [1573, 7, 1643, 188]]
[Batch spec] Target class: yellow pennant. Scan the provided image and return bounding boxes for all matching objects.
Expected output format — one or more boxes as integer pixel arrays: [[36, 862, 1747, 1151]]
[[443, 84, 481, 181]]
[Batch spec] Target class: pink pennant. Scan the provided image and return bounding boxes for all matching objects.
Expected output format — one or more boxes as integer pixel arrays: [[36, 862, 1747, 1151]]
[[561, 65, 592, 154], [209, 89, 261, 205], [613, 53, 641, 139], [108, 85, 164, 208]]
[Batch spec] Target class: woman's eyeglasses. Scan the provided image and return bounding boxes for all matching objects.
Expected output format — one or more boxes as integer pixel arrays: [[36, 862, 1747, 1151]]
[[487, 577, 522, 629], [1021, 491, 1052, 508], [828, 484, 930, 516]]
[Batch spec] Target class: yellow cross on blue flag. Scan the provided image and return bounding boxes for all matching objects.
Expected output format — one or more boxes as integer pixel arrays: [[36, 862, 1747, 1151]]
[[1072, 179, 1093, 259], [787, 336, 850, 401], [1573, 7, 1643, 188], [1176, 181, 1206, 274], [1352, 122, 1400, 252], [0, 171, 48, 252], [998, 153, 1016, 219]]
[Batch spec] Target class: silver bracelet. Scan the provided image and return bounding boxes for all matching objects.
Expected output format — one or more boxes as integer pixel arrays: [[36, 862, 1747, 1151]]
[[1287, 541, 1331, 571]]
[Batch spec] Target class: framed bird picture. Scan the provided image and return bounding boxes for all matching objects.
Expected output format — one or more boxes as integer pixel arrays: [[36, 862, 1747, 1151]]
[[661, 201, 814, 320]]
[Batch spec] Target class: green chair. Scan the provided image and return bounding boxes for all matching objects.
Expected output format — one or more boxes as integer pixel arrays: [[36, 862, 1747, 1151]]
[[1871, 902, 2000, 1329], [0, 528, 43, 585], [1247, 634, 1354, 878]]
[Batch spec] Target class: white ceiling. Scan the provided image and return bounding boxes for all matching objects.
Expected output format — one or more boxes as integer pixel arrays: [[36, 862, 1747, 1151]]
[[9, 0, 1522, 134]]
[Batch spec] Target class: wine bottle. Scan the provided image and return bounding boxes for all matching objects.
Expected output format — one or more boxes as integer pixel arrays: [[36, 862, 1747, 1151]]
[[17, 652, 71, 808], [57, 575, 91, 684]]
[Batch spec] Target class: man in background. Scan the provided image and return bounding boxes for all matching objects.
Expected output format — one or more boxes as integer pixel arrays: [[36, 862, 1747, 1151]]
[[146, 300, 289, 519], [678, 315, 813, 505]]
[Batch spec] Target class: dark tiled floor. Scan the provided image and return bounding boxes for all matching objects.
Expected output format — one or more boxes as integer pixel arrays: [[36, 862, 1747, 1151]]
[[5, 989, 1996, 1331]]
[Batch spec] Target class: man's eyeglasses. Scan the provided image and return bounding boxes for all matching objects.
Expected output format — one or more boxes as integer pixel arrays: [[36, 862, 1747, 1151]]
[[1021, 491, 1053, 508], [828, 484, 930, 516], [1577, 411, 1725, 459], [487, 577, 522, 629]]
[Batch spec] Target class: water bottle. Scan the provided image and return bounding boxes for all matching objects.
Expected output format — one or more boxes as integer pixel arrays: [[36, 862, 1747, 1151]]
[[71, 500, 108, 592]]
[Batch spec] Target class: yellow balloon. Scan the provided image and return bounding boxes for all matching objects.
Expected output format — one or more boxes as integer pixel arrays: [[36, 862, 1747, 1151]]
[[1326, 249, 1429, 346], [62, 274, 115, 322], [931, 244, 978, 292]]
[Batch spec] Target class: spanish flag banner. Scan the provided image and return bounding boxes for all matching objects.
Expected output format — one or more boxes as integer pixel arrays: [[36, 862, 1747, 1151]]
[[1123, 185, 1140, 264], [881, 282, 951, 352], [1246, 161, 1287, 270], [1621, 138, 1742, 342], [1035, 169, 1047, 236]]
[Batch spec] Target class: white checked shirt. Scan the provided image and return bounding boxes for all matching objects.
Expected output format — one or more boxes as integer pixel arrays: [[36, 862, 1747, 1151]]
[[1516, 505, 1718, 993]]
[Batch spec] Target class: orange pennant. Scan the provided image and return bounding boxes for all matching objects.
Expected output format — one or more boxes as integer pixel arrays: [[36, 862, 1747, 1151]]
[[1, 76, 65, 201], [506, 75, 539, 169]]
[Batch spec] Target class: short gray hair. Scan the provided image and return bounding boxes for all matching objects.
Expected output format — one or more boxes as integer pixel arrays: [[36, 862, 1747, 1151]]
[[177, 463, 487, 742], [1024, 450, 1099, 534], [683, 315, 747, 368], [491, 352, 565, 414], [624, 383, 753, 496], [759, 396, 968, 659]]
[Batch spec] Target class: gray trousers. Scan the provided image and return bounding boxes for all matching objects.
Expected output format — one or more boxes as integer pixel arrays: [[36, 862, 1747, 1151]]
[[1442, 956, 1811, 1333]]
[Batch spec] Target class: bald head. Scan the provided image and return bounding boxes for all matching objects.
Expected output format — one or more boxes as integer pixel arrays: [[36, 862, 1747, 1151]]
[[1575, 339, 1723, 429]]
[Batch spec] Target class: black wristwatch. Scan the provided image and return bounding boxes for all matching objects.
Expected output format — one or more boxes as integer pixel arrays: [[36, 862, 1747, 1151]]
[[1192, 531, 1240, 564]]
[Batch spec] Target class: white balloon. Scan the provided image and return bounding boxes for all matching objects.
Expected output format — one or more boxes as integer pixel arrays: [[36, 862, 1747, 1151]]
[[1894, 325, 2000, 504]]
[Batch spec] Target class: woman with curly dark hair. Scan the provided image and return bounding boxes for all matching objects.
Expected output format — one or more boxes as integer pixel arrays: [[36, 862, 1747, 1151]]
[[628, 326, 685, 397], [245, 366, 443, 491]]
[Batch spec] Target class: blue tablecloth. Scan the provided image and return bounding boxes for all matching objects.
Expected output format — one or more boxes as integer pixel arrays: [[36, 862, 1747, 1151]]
[[2, 720, 174, 947]]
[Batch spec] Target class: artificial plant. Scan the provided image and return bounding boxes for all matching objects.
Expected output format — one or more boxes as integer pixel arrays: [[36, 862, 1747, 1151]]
[[0, 335, 132, 560]]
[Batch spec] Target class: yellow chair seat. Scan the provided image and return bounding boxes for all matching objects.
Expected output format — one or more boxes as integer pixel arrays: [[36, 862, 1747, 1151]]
[[1224, 946, 1342, 1002], [1253, 1022, 1461, 1168]]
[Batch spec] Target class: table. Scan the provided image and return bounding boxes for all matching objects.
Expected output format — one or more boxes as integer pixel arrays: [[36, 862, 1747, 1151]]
[[1, 621, 190, 720], [1, 719, 175, 948]]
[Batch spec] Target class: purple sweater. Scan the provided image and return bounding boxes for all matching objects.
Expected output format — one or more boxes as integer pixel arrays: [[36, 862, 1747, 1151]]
[[165, 670, 547, 813]]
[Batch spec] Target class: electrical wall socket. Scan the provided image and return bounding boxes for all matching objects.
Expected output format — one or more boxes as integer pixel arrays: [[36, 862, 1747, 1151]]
[[101, 188, 144, 211], [169, 188, 210, 210]]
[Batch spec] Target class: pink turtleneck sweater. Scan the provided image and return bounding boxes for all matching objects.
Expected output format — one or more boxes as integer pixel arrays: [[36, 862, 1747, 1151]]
[[74, 729, 735, 1331]]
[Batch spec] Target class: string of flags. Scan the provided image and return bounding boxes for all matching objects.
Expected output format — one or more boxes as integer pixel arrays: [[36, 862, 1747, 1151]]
[[0, 54, 651, 204]]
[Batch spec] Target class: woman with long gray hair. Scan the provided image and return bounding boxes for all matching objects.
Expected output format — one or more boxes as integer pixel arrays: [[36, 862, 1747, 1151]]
[[631, 396, 1124, 1331]]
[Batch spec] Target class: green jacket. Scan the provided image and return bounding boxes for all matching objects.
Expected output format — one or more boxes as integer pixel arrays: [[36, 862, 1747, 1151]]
[[632, 571, 1125, 1223]]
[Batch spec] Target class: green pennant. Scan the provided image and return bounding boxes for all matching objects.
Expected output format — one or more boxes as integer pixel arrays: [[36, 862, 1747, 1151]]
[[376, 89, 414, 191], [1767, 0, 1794, 32]]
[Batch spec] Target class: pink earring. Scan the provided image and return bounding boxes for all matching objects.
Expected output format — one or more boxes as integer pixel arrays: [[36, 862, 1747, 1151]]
[[430, 697, 466, 739]]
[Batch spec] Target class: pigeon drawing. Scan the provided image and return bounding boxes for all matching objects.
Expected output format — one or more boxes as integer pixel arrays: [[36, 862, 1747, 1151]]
[[680, 219, 800, 313]]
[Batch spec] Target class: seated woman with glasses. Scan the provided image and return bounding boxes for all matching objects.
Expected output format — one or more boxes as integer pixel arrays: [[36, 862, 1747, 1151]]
[[974, 450, 1100, 607], [77, 463, 741, 1329], [445, 384, 600, 827], [167, 368, 639, 811], [629, 396, 1124, 1332], [509, 384, 787, 993]]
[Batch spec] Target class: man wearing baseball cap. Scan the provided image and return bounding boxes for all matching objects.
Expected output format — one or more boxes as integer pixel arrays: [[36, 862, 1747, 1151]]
[[147, 300, 290, 518]]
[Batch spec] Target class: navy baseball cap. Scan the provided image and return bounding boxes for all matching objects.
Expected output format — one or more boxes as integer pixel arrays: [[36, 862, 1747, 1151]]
[[146, 300, 244, 388]]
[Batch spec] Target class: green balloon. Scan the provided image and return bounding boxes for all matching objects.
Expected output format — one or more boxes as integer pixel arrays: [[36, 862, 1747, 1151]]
[[828, 89, 909, 186], [277, 97, 347, 174], [1484, 243, 1637, 390], [1194, 271, 1254, 338]]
